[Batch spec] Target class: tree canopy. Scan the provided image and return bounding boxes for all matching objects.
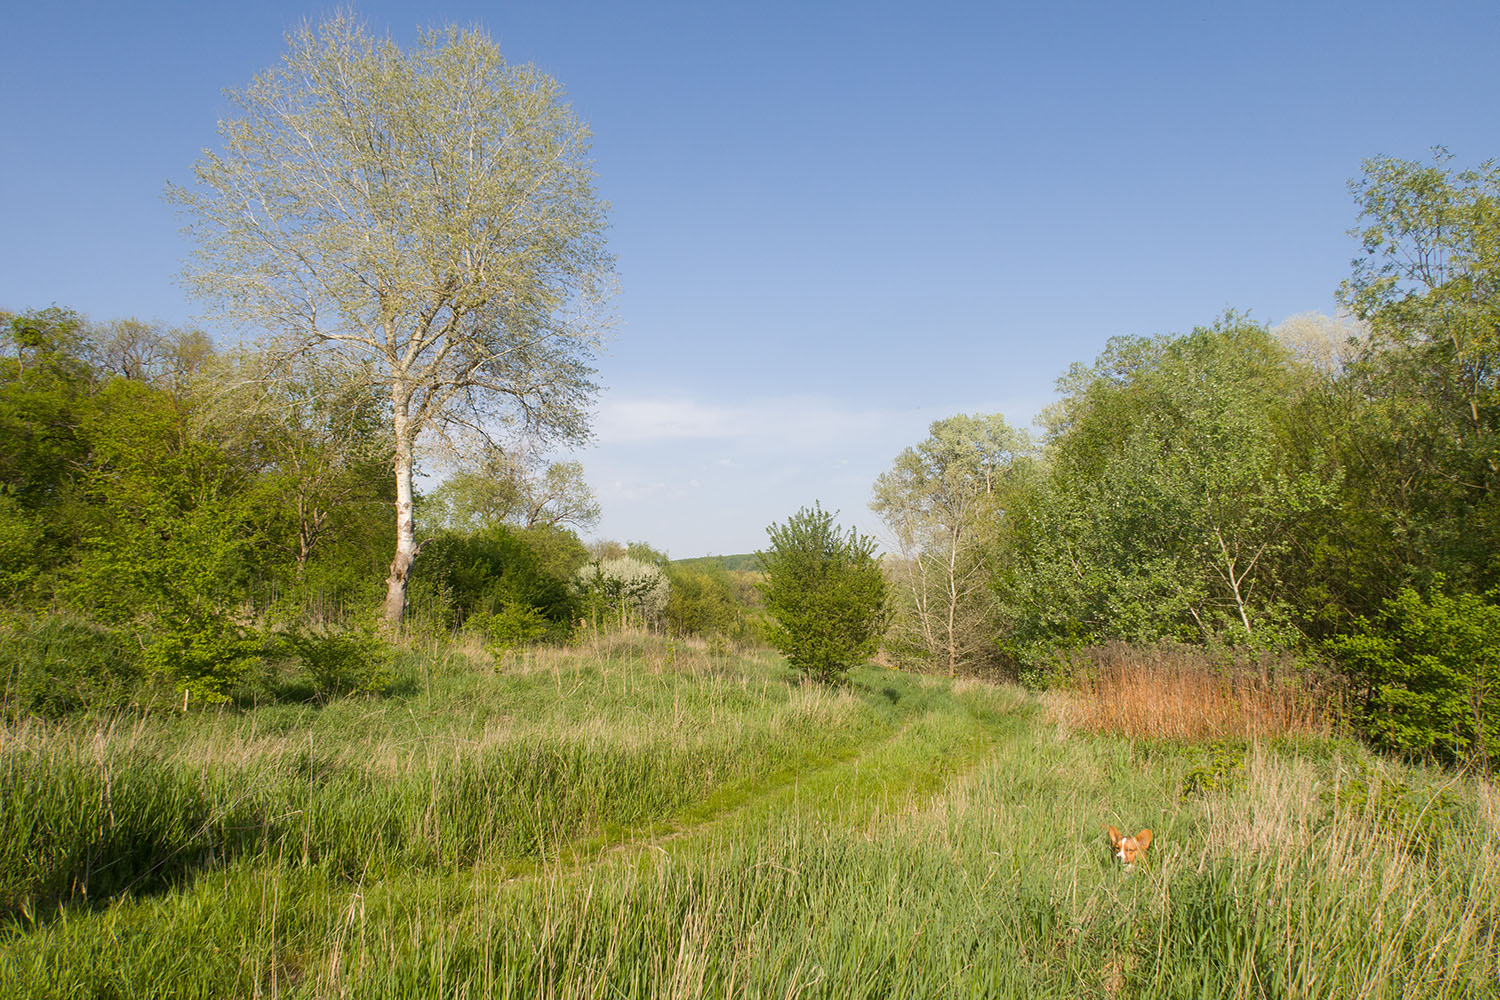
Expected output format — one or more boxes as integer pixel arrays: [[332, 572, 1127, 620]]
[[170, 14, 615, 623], [871, 413, 1030, 675]]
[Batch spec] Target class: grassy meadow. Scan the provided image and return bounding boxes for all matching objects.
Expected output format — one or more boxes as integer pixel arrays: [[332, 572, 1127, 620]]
[[2, 632, 1497, 998]]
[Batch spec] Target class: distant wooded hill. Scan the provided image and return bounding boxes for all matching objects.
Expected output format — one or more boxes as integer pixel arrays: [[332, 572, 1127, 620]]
[[674, 553, 762, 573]]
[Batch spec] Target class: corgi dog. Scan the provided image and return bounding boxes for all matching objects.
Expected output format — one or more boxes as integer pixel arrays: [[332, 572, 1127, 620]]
[[1107, 826, 1153, 871]]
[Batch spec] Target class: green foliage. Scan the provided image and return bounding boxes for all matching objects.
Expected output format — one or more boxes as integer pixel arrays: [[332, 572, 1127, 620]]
[[516, 525, 591, 582], [1179, 740, 1246, 801], [0, 308, 97, 596], [1342, 148, 1500, 376], [0, 614, 145, 718], [409, 525, 579, 636], [759, 503, 888, 684], [278, 619, 393, 701], [170, 14, 616, 624], [665, 554, 766, 642], [470, 603, 555, 656], [142, 610, 263, 705], [996, 317, 1332, 662], [1311, 149, 1500, 613], [871, 413, 1029, 675], [662, 562, 743, 637], [209, 354, 394, 586], [624, 541, 670, 566], [1329, 581, 1500, 768], [675, 552, 762, 572], [0, 492, 45, 600], [423, 449, 600, 535]]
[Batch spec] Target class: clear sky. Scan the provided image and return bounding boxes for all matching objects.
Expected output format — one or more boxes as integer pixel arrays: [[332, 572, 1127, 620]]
[[3, 1, 1498, 557]]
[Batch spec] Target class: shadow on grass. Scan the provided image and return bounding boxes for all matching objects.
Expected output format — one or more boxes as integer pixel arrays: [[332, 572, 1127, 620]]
[[229, 660, 421, 710], [0, 804, 275, 936]]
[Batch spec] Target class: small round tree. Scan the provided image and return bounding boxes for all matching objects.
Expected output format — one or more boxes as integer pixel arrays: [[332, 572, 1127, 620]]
[[759, 503, 888, 684]]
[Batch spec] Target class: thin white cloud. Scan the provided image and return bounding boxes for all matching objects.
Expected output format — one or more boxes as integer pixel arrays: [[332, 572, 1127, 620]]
[[578, 392, 1048, 555], [593, 395, 906, 450]]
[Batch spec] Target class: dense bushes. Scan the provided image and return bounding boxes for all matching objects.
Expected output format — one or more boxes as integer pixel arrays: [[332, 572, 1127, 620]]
[[407, 525, 586, 640], [1331, 583, 1500, 768], [865, 151, 1500, 771], [276, 620, 394, 701], [0, 307, 402, 707], [0, 612, 399, 714], [0, 615, 145, 718], [663, 562, 743, 637]]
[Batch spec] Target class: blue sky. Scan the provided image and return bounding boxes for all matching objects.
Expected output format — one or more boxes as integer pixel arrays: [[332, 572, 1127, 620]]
[[3, 1, 1498, 557]]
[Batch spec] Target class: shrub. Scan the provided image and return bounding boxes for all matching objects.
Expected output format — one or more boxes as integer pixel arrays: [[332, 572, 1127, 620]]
[[279, 618, 393, 700], [471, 602, 556, 655], [142, 608, 263, 705], [574, 556, 670, 629], [758, 503, 887, 684], [1329, 581, 1500, 769], [409, 525, 579, 631], [662, 563, 740, 637], [0, 493, 45, 601]]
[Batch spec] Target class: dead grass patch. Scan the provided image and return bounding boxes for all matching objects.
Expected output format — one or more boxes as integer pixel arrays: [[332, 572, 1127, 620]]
[[1043, 641, 1339, 740]]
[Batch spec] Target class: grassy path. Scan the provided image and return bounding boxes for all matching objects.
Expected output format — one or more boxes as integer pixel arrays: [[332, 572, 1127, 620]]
[[525, 670, 1025, 881], [621, 684, 1019, 856]]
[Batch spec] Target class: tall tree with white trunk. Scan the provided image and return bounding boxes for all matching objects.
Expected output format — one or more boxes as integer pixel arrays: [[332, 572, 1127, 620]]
[[170, 14, 613, 624], [871, 413, 1029, 675]]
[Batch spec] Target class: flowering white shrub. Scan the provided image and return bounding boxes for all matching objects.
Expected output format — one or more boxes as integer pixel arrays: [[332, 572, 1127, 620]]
[[574, 556, 670, 624]]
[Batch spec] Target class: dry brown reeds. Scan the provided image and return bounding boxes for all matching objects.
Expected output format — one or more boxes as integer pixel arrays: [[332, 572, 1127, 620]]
[[1043, 640, 1340, 740]]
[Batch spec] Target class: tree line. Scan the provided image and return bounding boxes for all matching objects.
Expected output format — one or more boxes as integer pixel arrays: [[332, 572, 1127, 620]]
[[0, 310, 762, 709], [871, 149, 1500, 768]]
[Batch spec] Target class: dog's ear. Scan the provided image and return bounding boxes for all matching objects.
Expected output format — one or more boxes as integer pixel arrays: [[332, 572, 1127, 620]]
[[1135, 829, 1153, 850], [1106, 826, 1122, 846]]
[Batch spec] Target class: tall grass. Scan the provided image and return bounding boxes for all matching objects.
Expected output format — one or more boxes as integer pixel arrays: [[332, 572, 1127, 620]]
[[0, 632, 916, 923], [1042, 640, 1339, 741], [2, 633, 1495, 998]]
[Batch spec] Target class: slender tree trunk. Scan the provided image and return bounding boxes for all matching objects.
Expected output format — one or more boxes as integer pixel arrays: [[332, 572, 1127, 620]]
[[900, 517, 939, 663], [383, 396, 417, 625], [1211, 526, 1254, 642], [295, 494, 312, 576], [946, 525, 961, 677]]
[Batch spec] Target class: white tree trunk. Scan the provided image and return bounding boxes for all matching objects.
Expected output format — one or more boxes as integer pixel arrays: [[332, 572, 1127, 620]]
[[383, 399, 417, 625], [946, 523, 962, 677]]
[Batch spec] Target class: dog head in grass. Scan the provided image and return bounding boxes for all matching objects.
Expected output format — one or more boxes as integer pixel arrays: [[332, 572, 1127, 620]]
[[1107, 826, 1152, 871]]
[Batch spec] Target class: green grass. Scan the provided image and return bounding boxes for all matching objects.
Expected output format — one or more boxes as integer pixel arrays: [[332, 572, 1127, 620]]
[[2, 632, 1497, 997]]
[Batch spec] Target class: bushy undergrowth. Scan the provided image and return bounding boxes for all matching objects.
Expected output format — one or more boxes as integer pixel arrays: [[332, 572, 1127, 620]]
[[467, 601, 557, 654], [406, 525, 584, 635], [1330, 582, 1500, 769], [274, 618, 394, 701]]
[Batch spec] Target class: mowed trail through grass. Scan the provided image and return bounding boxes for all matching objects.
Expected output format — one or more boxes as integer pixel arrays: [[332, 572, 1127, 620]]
[[589, 670, 1021, 866], [3, 634, 1499, 998]]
